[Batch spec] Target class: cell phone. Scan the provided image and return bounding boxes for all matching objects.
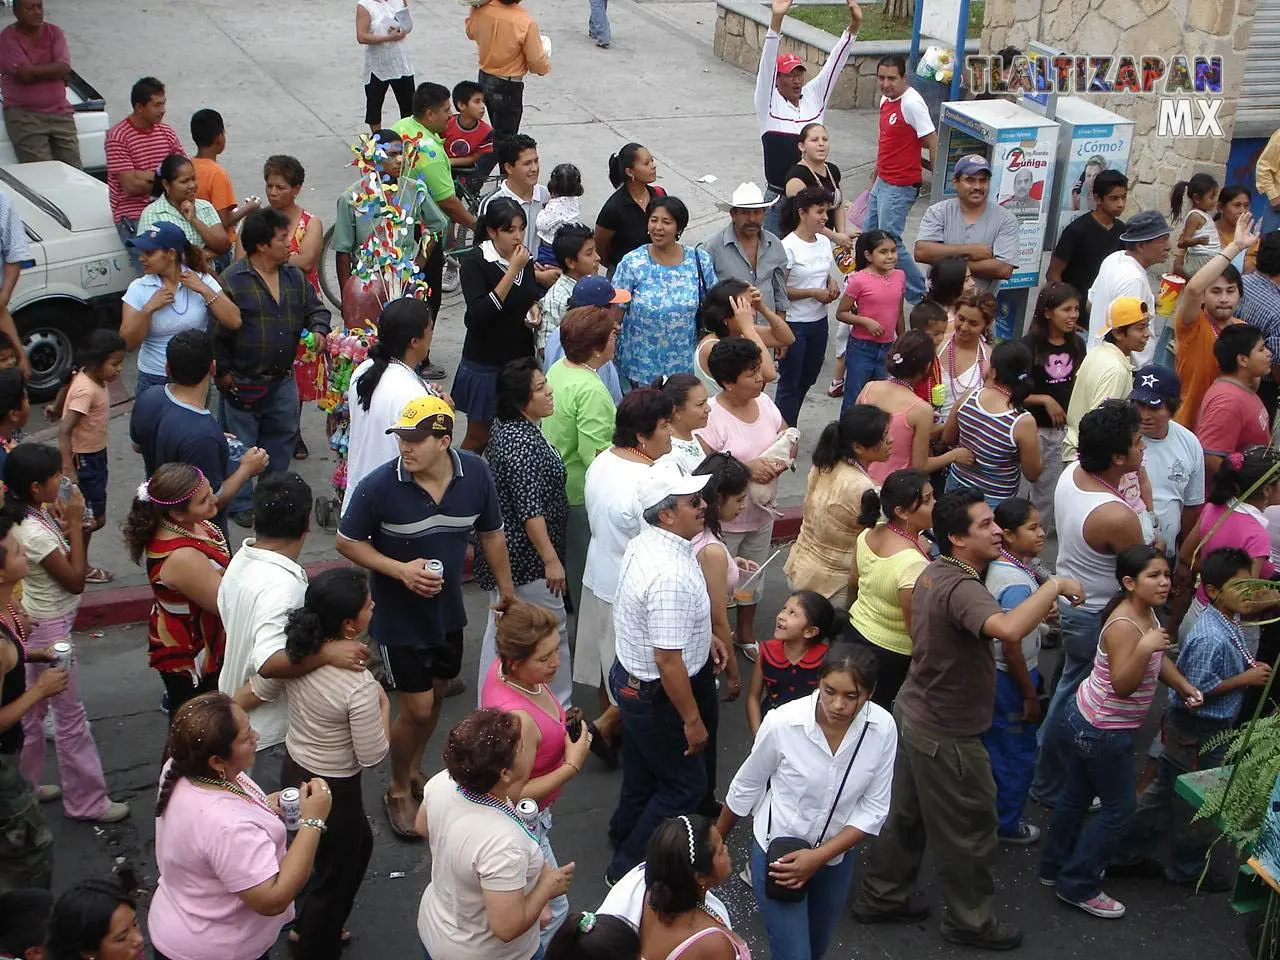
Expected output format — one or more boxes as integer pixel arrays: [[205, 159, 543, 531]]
[[565, 715, 583, 742]]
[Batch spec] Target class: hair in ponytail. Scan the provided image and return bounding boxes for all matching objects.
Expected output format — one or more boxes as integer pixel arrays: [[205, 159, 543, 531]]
[[645, 815, 717, 917], [157, 692, 240, 817], [0, 443, 60, 521], [545, 913, 640, 960], [879, 468, 931, 526], [1169, 172, 1218, 222], [608, 143, 647, 189], [788, 589, 848, 646], [989, 339, 1033, 408], [284, 568, 370, 663], [1208, 445, 1280, 506], [1098, 543, 1165, 625], [355, 299, 433, 411], [122, 463, 204, 564], [812, 405, 890, 472], [692, 452, 750, 538], [884, 329, 937, 381]]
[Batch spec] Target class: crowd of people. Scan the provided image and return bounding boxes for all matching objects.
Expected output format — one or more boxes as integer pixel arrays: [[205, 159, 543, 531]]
[[3, 0, 1280, 957]]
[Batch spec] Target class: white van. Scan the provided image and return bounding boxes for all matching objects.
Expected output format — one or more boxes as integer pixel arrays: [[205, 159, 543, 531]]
[[0, 70, 109, 180]]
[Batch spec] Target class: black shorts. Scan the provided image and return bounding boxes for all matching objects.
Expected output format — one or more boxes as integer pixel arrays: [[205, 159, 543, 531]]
[[73, 449, 108, 521], [381, 631, 463, 693]]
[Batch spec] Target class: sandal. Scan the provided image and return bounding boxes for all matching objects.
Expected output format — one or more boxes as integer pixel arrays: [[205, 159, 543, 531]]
[[826, 378, 845, 398], [383, 791, 422, 841], [294, 436, 310, 461], [86, 567, 114, 584], [288, 929, 353, 949]]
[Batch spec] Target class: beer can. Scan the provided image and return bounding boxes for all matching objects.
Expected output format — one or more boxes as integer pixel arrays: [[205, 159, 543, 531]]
[[515, 798, 539, 825], [280, 787, 301, 831], [50, 640, 73, 671], [426, 559, 444, 577]]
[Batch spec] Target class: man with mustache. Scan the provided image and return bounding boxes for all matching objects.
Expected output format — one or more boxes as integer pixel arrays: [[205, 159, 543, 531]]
[[914, 155, 1020, 296]]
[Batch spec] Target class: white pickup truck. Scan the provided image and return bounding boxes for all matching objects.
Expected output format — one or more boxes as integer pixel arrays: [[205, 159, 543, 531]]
[[2, 160, 131, 399], [0, 69, 109, 180]]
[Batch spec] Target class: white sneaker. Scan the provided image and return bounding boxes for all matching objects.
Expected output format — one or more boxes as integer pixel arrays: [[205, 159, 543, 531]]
[[35, 784, 61, 803], [1060, 890, 1125, 918], [738, 864, 752, 886], [88, 800, 131, 824], [738, 643, 759, 663]]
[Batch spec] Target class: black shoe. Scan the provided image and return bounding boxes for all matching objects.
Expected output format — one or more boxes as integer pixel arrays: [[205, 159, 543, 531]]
[[941, 921, 1023, 951], [230, 510, 254, 529], [1107, 857, 1166, 880], [850, 896, 931, 925], [420, 360, 448, 381], [293, 435, 309, 460], [443, 678, 466, 698]]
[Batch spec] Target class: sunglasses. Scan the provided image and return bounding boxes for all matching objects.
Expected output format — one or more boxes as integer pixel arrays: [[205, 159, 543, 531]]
[[684, 494, 705, 508]]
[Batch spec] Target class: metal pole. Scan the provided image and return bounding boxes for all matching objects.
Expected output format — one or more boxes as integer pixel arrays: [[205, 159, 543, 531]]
[[950, 0, 970, 99], [909, 0, 925, 76]]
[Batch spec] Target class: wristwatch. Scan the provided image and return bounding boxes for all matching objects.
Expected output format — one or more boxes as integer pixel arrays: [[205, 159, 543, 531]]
[[298, 817, 328, 833]]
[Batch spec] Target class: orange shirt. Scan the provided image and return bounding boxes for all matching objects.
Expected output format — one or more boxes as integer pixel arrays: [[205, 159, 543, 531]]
[[192, 157, 237, 239], [465, 1, 549, 79], [63, 372, 109, 453], [1174, 311, 1238, 429]]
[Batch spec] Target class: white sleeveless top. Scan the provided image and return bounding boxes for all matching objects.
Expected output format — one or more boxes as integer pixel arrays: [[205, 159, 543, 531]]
[[358, 0, 413, 80], [1054, 465, 1127, 613]]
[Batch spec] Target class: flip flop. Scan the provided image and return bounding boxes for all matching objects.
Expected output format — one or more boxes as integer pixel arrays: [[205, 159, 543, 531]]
[[86, 567, 114, 584]]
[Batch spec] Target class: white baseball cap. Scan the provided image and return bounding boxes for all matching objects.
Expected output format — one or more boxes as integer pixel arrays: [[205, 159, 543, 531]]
[[636, 466, 710, 512]]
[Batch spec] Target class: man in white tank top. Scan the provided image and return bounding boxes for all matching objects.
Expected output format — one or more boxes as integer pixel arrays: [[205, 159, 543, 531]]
[[1031, 400, 1146, 807]]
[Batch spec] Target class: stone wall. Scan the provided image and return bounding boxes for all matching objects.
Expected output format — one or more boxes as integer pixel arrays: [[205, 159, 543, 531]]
[[714, 0, 979, 111], [982, 0, 1255, 213]]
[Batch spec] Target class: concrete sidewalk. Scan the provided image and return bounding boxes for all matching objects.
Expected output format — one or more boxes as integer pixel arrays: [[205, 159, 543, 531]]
[[53, 0, 929, 620]]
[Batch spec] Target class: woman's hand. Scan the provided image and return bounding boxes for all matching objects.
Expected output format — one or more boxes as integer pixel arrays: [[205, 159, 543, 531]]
[[734, 557, 760, 575], [1182, 686, 1204, 710], [539, 861, 576, 898], [747, 458, 786, 483], [543, 557, 567, 597], [858, 317, 885, 338], [1040, 396, 1066, 426], [823, 277, 842, 304], [564, 726, 592, 770], [1140, 626, 1171, 653], [145, 287, 176, 314], [509, 243, 532, 273], [299, 778, 333, 821], [178, 272, 211, 297], [729, 294, 755, 333], [64, 482, 86, 520], [768, 847, 825, 889], [948, 447, 976, 468], [323, 639, 371, 671], [33, 667, 69, 700], [830, 232, 855, 250], [178, 200, 200, 224]]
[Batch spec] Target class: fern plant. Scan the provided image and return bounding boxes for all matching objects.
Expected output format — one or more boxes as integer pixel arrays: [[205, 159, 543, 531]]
[[1194, 714, 1280, 849]]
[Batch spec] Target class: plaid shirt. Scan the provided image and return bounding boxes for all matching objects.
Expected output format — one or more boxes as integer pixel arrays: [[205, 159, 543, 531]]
[[1240, 271, 1280, 359], [1172, 604, 1252, 721], [217, 258, 331, 378]]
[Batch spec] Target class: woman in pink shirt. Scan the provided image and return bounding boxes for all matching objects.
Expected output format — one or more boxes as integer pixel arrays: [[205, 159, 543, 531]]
[[695, 337, 790, 656], [149, 693, 330, 960], [479, 601, 592, 949], [836, 230, 907, 408]]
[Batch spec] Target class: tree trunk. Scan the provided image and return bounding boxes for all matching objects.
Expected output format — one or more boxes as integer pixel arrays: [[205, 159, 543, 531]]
[[885, 0, 914, 22]]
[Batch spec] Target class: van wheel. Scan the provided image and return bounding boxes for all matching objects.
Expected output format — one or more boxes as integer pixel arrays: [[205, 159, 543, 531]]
[[17, 303, 90, 402]]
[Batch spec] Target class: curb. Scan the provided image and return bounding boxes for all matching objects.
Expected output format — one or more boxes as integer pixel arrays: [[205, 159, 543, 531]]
[[74, 508, 804, 631]]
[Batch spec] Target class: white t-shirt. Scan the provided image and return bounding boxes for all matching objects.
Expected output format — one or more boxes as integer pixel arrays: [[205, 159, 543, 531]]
[[599, 862, 732, 929], [343, 358, 428, 517], [580, 450, 651, 603], [417, 772, 543, 960], [1142, 421, 1206, 556], [1087, 250, 1158, 367], [216, 543, 309, 749], [781, 232, 836, 324], [15, 516, 79, 621]]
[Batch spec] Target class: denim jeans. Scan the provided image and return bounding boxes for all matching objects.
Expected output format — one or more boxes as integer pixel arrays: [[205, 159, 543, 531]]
[[751, 841, 856, 960], [533, 808, 569, 948], [763, 187, 784, 238], [606, 659, 709, 878], [840, 336, 891, 413], [472, 73, 524, 180], [587, 0, 611, 44], [1039, 698, 1137, 902], [983, 668, 1040, 835], [218, 375, 301, 514], [1031, 603, 1103, 805], [864, 178, 926, 303], [115, 216, 141, 273], [134, 370, 168, 397], [1263, 203, 1280, 235], [775, 320, 829, 426]]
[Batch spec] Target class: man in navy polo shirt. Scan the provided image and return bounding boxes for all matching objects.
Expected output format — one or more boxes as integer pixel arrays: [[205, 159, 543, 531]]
[[337, 395, 517, 839]]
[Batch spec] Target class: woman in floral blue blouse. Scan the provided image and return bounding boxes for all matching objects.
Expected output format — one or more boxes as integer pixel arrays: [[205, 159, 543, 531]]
[[612, 196, 717, 387], [473, 356, 572, 706]]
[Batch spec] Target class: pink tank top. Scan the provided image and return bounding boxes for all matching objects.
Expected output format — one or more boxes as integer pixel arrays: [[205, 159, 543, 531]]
[[863, 396, 927, 485], [1075, 615, 1163, 730], [662, 926, 752, 960], [480, 660, 567, 807]]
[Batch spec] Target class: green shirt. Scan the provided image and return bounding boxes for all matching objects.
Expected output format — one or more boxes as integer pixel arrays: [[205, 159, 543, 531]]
[[391, 117, 457, 205], [331, 176, 448, 257], [541, 360, 616, 506]]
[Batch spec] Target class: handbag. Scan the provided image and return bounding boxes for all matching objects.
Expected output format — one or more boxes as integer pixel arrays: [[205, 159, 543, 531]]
[[217, 372, 276, 413], [763, 716, 870, 903]]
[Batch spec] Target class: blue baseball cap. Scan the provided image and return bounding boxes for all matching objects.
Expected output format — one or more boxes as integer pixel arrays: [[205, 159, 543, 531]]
[[1130, 364, 1180, 407], [954, 154, 992, 177], [569, 275, 631, 308], [128, 221, 187, 251]]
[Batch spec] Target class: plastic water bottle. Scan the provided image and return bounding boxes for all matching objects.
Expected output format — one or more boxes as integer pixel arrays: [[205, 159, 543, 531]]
[[226, 436, 246, 469], [58, 475, 95, 525]]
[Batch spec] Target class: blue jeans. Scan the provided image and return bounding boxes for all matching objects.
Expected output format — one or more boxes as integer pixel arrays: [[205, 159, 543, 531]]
[[606, 659, 708, 878], [864, 178, 926, 303], [1039, 698, 1137, 902], [115, 216, 141, 273], [218, 375, 300, 514], [134, 370, 167, 396], [587, 0, 611, 44], [763, 187, 784, 238], [533, 808, 569, 947], [1262, 203, 1280, 235], [840, 336, 891, 413], [983, 668, 1040, 835], [775, 320, 829, 426], [751, 841, 856, 960], [1030, 603, 1103, 806]]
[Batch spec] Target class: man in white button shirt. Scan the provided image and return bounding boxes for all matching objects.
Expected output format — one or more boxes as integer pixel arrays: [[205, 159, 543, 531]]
[[605, 467, 728, 884]]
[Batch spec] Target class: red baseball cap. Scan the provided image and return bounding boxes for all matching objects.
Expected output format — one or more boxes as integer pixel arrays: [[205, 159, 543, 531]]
[[776, 53, 806, 74]]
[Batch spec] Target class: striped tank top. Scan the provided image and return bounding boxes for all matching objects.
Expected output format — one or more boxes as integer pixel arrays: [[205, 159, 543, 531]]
[[949, 389, 1029, 502], [1076, 615, 1163, 729]]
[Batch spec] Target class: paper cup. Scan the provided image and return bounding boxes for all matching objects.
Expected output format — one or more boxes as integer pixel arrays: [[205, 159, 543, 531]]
[[1156, 274, 1187, 316]]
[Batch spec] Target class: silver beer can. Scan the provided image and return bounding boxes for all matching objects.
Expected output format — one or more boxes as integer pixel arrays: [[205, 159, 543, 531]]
[[50, 640, 73, 671], [280, 787, 301, 831], [426, 559, 444, 577], [515, 797, 539, 825]]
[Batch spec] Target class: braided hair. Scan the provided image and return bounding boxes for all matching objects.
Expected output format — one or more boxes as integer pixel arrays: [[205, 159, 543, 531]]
[[156, 692, 240, 817]]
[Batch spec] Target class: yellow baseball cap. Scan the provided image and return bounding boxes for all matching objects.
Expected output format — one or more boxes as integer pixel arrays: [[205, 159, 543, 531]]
[[1105, 296, 1150, 332], [386, 396, 455, 436]]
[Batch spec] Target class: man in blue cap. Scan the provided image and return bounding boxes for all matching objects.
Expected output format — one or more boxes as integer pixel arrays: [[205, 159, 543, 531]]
[[1129, 363, 1204, 562], [914, 155, 1020, 295]]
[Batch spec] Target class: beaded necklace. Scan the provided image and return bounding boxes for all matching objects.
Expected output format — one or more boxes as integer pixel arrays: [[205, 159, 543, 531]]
[[456, 785, 538, 840], [24, 505, 68, 553], [192, 775, 276, 815], [998, 549, 1042, 584], [887, 377, 915, 391], [1086, 472, 1135, 511], [695, 902, 726, 926], [159, 518, 229, 554], [885, 524, 931, 560], [1206, 604, 1257, 667], [1, 603, 25, 645], [946, 338, 985, 393], [942, 555, 982, 580], [621, 445, 655, 465]]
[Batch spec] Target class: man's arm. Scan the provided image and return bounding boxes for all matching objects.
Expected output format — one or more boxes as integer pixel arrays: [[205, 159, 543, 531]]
[[969, 213, 1020, 280], [523, 21, 550, 76], [804, 0, 861, 101], [755, 0, 790, 124], [654, 647, 704, 749]]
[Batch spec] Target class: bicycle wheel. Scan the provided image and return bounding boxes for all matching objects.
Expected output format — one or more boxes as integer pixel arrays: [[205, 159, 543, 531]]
[[318, 223, 343, 308]]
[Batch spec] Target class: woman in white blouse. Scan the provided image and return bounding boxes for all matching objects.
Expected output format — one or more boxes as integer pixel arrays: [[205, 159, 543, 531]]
[[716, 644, 896, 960], [355, 0, 414, 132]]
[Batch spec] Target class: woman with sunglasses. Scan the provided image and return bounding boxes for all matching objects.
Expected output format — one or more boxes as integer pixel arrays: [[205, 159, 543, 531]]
[[716, 644, 895, 960]]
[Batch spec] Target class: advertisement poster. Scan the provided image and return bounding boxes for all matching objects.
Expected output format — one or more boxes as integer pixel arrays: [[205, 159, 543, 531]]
[[991, 134, 1056, 289], [941, 130, 989, 197], [1054, 123, 1132, 240]]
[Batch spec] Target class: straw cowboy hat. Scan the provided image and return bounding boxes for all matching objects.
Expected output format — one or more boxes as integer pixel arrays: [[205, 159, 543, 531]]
[[716, 182, 777, 212]]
